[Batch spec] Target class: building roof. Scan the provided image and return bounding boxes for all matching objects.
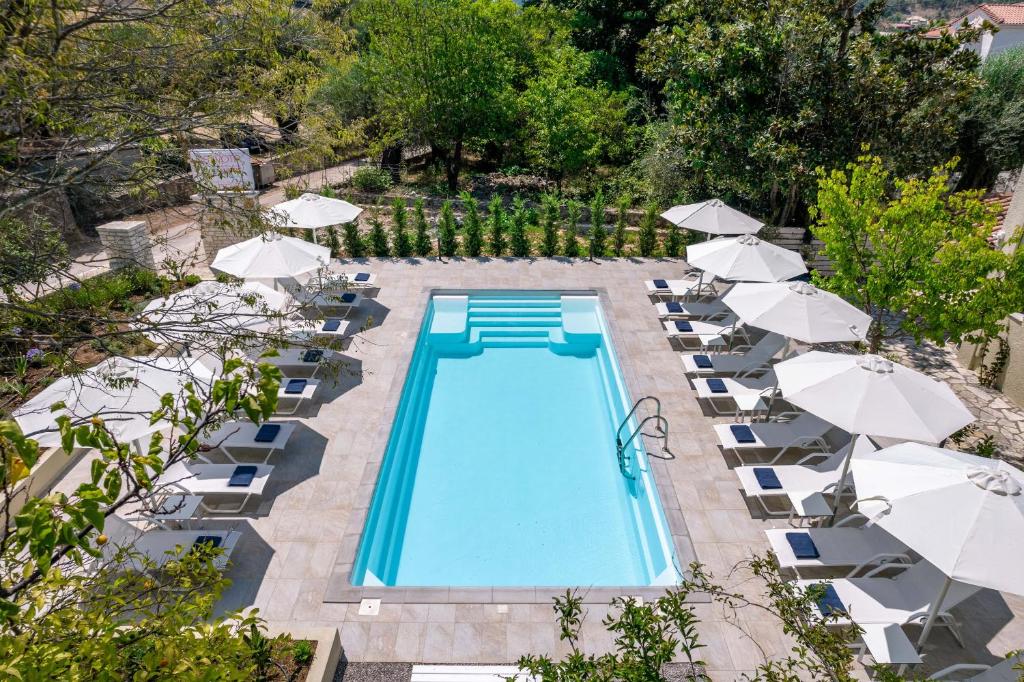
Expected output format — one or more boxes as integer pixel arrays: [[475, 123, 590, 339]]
[[925, 3, 1024, 38]]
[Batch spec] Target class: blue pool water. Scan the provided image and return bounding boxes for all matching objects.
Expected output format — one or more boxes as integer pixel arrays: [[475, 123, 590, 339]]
[[352, 293, 679, 587]]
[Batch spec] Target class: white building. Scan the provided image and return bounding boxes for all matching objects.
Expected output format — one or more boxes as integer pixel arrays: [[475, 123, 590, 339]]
[[926, 3, 1024, 61]]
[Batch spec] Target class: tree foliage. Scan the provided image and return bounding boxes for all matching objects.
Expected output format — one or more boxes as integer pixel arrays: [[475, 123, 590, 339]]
[[811, 153, 1024, 352]]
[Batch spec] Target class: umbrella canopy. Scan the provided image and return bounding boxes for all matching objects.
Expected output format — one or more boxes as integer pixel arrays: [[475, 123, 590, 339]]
[[210, 232, 329, 281], [686, 234, 807, 282], [721, 281, 871, 343], [661, 199, 763, 237], [139, 281, 290, 348], [774, 351, 974, 443], [852, 443, 1024, 594], [13, 356, 216, 447], [266, 193, 362, 230]]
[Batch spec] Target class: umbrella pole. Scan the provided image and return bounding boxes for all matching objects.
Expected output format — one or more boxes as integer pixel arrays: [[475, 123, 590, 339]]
[[828, 432, 859, 523], [916, 576, 954, 652]]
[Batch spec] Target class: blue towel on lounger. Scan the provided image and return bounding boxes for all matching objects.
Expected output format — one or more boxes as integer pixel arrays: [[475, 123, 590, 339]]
[[816, 584, 847, 616], [753, 467, 781, 489], [192, 535, 223, 551], [354, 272, 370, 282], [730, 424, 756, 443], [340, 292, 356, 303], [322, 319, 341, 332], [228, 465, 257, 487], [302, 349, 323, 363], [666, 301, 684, 314], [254, 424, 281, 443], [693, 354, 713, 369], [653, 279, 669, 289], [674, 320, 693, 333], [285, 379, 307, 394], [706, 378, 727, 393], [786, 532, 820, 559]]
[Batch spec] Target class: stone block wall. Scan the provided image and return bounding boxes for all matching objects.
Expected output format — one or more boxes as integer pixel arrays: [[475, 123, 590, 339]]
[[195, 190, 263, 263], [95, 220, 156, 271]]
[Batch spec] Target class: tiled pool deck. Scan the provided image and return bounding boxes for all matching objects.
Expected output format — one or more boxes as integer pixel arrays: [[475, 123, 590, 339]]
[[58, 258, 1024, 678]]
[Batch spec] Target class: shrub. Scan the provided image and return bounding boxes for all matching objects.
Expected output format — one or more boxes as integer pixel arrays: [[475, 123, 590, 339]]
[[540, 194, 560, 257], [638, 202, 660, 257], [343, 222, 365, 258], [510, 196, 531, 257], [562, 200, 581, 258], [351, 166, 392, 193], [325, 225, 341, 257], [664, 221, 684, 258], [588, 191, 607, 260], [413, 199, 432, 256], [292, 640, 315, 666], [368, 214, 390, 257], [391, 198, 412, 257], [438, 201, 458, 257], [488, 195, 506, 257], [461, 193, 483, 257], [613, 194, 630, 256]]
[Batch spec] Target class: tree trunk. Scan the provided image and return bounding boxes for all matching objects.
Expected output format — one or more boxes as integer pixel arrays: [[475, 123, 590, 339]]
[[868, 313, 884, 354], [380, 144, 403, 184], [445, 139, 462, 193]]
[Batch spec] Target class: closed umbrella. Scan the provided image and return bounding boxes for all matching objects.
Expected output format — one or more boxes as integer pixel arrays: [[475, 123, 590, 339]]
[[852, 443, 1024, 648], [210, 232, 329, 284], [661, 199, 763, 239], [774, 351, 975, 515], [13, 356, 215, 448], [721, 281, 871, 344], [265, 193, 362, 243], [686, 235, 807, 283]]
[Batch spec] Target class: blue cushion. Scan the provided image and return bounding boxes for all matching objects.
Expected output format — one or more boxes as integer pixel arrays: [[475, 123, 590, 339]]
[[666, 301, 684, 314], [674, 320, 693, 333], [693, 354, 713, 369], [228, 465, 257, 487], [816, 584, 847, 616], [302, 349, 323, 363], [753, 467, 782, 489], [354, 272, 370, 282], [284, 379, 307, 394], [322, 319, 341, 332], [730, 424, 756, 443], [340, 292, 357, 303], [254, 424, 281, 443], [786, 532, 820, 559], [653, 279, 669, 289], [192, 535, 223, 551], [706, 378, 727, 393]]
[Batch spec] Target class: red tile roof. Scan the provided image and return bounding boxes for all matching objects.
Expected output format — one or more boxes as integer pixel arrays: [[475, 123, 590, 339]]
[[925, 3, 1024, 38]]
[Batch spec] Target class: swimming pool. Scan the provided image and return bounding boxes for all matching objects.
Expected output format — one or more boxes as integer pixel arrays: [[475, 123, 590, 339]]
[[352, 292, 679, 587]]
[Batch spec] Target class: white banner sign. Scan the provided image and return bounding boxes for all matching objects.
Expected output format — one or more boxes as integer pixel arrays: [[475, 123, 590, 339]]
[[188, 148, 255, 191]]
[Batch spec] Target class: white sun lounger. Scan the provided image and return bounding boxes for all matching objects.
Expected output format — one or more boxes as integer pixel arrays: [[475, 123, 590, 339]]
[[100, 515, 241, 570], [765, 521, 910, 578], [286, 318, 352, 342], [664, 317, 749, 350], [199, 421, 297, 463], [274, 378, 320, 415], [300, 290, 363, 317], [929, 654, 1024, 681], [255, 347, 336, 378], [331, 272, 376, 289], [712, 410, 833, 462], [645, 278, 704, 300], [655, 300, 729, 320], [681, 332, 788, 376], [693, 372, 777, 417], [160, 461, 274, 514]]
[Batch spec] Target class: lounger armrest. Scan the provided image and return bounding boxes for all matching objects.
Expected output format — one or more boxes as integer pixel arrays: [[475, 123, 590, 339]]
[[833, 512, 870, 528], [728, 342, 754, 353], [846, 553, 913, 578], [772, 437, 831, 463], [928, 663, 993, 680], [770, 411, 803, 423], [794, 450, 832, 466], [858, 561, 914, 579]]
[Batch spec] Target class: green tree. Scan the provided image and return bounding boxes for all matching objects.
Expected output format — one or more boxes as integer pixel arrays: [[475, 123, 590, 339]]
[[637, 202, 660, 257], [488, 195, 507, 257], [438, 201, 459, 258], [391, 198, 412, 257], [351, 0, 523, 191], [641, 0, 983, 226], [562, 200, 582, 258], [368, 214, 390, 257], [540, 194, 561, 257], [461, 193, 484, 257], [613, 194, 630, 256], [811, 153, 1024, 352], [343, 222, 366, 258], [510, 196, 532, 257], [664, 221, 684, 258], [413, 199, 433, 257], [520, 47, 631, 190], [587, 191, 607, 259]]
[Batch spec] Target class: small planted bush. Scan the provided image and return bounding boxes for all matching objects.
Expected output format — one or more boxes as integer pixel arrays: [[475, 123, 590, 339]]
[[588, 191, 607, 260], [438, 201, 458, 257], [562, 200, 581, 258], [368, 214, 390, 257], [351, 166, 392, 193], [461, 193, 483, 257], [413, 198, 432, 257], [509, 195, 531, 257], [613, 194, 630, 256], [540, 194, 560, 258], [391, 198, 412, 257], [343, 221, 365, 258], [488, 195, 506, 257], [638, 202, 660, 257], [664, 220, 684, 258]]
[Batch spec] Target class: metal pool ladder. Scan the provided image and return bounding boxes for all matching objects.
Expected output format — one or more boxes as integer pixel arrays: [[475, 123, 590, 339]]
[[615, 396, 669, 479]]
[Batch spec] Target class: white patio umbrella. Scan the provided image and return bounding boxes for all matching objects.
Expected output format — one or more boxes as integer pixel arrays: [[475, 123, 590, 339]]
[[13, 356, 216, 448], [851, 443, 1024, 648], [265, 193, 362, 244], [721, 281, 871, 344], [686, 234, 807, 283], [661, 199, 763, 239], [139, 281, 290, 349], [774, 351, 975, 515], [210, 232, 329, 285]]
